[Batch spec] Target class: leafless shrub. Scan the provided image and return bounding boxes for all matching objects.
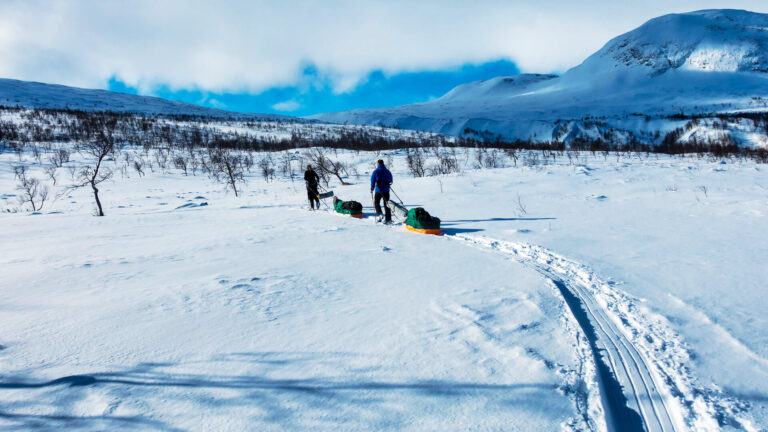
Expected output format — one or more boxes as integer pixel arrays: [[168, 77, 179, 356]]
[[133, 158, 146, 177], [70, 131, 122, 216], [13, 141, 25, 160], [173, 154, 188, 176], [48, 149, 70, 167], [406, 147, 426, 177], [208, 147, 245, 196], [386, 154, 394, 171], [306, 148, 350, 185], [119, 160, 131, 179], [524, 152, 539, 167], [515, 193, 528, 217], [427, 147, 461, 176], [505, 149, 519, 167], [188, 152, 200, 175], [280, 152, 294, 180], [44, 165, 58, 185], [153, 148, 169, 172], [14, 165, 49, 211], [242, 153, 254, 173], [486, 149, 501, 168], [697, 185, 708, 198], [259, 155, 276, 182], [476, 148, 503, 169], [31, 145, 42, 164]]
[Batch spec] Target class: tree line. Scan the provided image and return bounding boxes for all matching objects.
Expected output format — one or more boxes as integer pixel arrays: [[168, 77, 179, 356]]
[[2, 105, 766, 215]]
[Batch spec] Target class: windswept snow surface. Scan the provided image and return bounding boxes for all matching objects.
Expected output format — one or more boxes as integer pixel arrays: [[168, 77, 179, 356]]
[[312, 10, 768, 146], [0, 152, 597, 430], [2, 147, 768, 430]]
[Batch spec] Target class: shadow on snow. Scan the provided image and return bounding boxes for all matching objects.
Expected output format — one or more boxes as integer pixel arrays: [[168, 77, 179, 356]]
[[442, 217, 557, 225], [0, 352, 561, 431]]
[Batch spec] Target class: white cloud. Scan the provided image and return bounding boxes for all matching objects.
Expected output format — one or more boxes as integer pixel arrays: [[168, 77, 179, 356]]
[[0, 0, 767, 93], [271, 99, 301, 112]]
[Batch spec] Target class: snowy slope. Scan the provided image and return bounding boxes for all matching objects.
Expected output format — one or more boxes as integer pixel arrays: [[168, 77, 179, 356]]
[[436, 74, 558, 101], [0, 205, 588, 431], [0, 78, 289, 120], [312, 10, 768, 146], [0, 152, 599, 431], [2, 146, 767, 430], [582, 9, 768, 76]]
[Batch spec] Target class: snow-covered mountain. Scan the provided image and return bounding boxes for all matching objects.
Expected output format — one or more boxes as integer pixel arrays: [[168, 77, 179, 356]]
[[312, 9, 768, 146], [0, 78, 288, 120]]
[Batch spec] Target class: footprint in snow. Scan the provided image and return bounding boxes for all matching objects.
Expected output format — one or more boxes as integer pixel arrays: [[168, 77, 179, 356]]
[[587, 194, 608, 201], [506, 229, 532, 234], [516, 321, 542, 331], [231, 283, 260, 294], [174, 202, 208, 210]]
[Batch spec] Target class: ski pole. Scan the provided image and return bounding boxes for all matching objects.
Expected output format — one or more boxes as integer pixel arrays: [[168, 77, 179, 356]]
[[390, 187, 404, 205], [371, 191, 375, 211], [387, 187, 407, 221], [316, 185, 330, 210]]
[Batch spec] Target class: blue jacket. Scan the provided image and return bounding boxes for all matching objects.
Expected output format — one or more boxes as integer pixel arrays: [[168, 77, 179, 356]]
[[370, 164, 393, 193]]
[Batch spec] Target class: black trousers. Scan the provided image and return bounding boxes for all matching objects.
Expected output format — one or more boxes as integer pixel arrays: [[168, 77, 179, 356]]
[[307, 185, 320, 209], [374, 192, 391, 221]]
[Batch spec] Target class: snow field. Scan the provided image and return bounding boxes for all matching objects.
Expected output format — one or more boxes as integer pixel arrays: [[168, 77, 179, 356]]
[[1, 151, 596, 430], [2, 146, 767, 430], [376, 152, 768, 431]]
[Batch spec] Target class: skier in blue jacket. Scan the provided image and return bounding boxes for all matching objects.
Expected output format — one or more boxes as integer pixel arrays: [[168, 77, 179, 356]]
[[370, 159, 393, 223]]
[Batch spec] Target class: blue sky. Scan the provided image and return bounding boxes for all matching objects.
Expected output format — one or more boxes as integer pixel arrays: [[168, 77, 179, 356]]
[[2, 1, 768, 116], [107, 60, 520, 116]]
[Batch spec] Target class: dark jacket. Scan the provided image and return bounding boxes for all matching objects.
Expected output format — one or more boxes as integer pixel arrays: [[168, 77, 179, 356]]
[[304, 169, 319, 187], [370, 164, 393, 193]]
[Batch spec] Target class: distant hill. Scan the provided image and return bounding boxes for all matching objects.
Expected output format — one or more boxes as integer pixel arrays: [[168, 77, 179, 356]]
[[0, 78, 289, 121], [312, 9, 768, 146]]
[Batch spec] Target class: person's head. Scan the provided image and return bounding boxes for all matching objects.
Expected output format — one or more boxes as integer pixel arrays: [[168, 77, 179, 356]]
[[307, 164, 312, 170], [377, 159, 384, 166]]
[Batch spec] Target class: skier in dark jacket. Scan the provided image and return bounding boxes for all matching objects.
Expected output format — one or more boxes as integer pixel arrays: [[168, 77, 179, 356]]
[[304, 165, 320, 210], [370, 160, 393, 223]]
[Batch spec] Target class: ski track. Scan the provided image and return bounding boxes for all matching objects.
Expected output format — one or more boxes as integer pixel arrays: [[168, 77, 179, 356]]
[[321, 209, 755, 431], [448, 234, 705, 432]]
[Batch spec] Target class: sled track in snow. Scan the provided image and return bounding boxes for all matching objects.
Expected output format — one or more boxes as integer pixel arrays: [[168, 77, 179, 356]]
[[450, 235, 685, 432]]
